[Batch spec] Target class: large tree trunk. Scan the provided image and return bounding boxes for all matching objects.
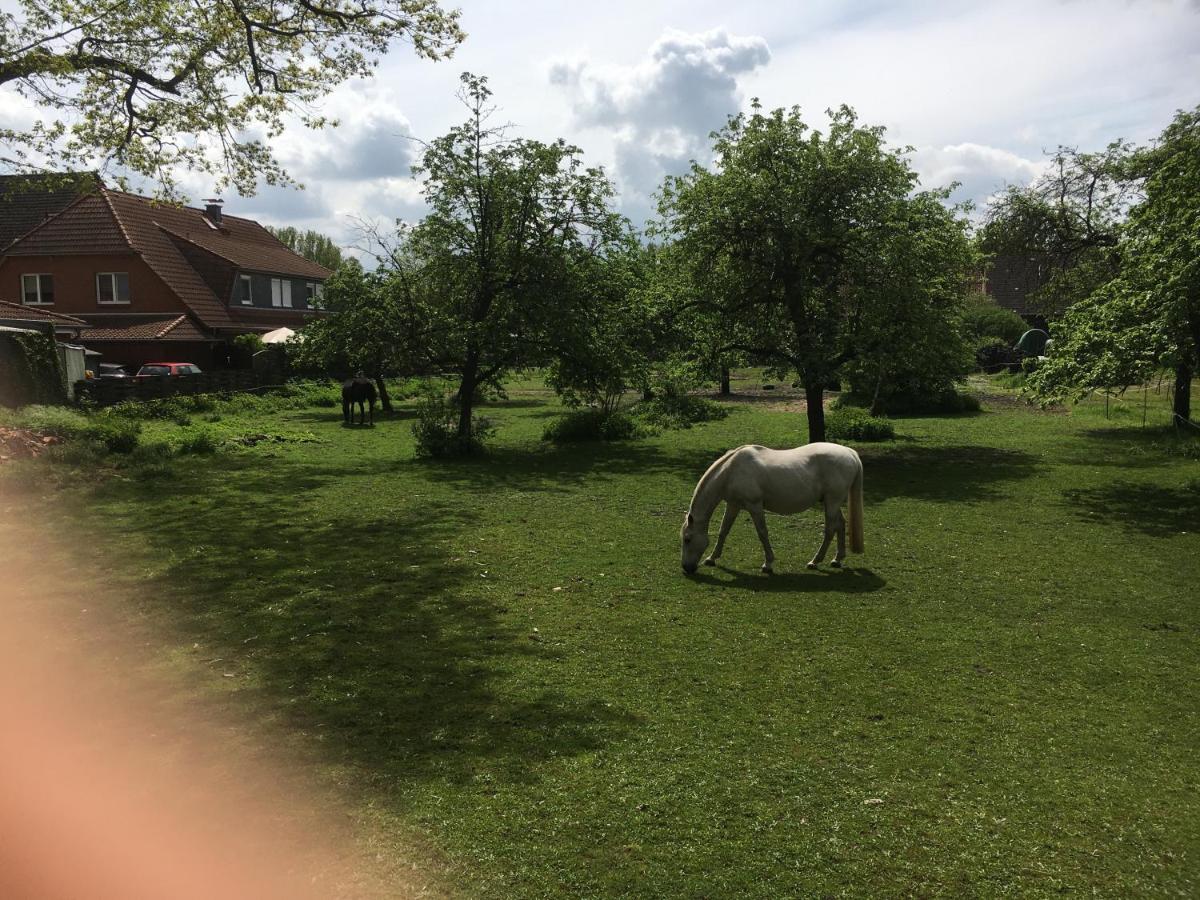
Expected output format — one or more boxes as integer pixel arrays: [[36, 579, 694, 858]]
[[719, 366, 731, 396], [456, 350, 480, 452], [804, 377, 826, 443], [1174, 361, 1193, 427], [373, 374, 393, 413]]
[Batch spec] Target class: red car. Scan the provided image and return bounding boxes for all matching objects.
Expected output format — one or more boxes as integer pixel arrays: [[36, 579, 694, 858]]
[[136, 362, 203, 377]]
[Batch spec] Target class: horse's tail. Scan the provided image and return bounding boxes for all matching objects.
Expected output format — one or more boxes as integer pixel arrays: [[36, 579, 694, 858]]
[[848, 456, 865, 554]]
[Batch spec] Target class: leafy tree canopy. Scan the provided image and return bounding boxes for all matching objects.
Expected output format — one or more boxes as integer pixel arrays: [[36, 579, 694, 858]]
[[0, 0, 463, 195], [267, 225, 345, 271], [656, 103, 975, 439]]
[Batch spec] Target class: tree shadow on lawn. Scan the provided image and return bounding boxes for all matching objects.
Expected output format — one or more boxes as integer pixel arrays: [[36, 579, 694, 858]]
[[87, 458, 635, 788], [696, 564, 887, 594], [855, 444, 1040, 505], [1062, 479, 1200, 537], [1067, 425, 1200, 468]]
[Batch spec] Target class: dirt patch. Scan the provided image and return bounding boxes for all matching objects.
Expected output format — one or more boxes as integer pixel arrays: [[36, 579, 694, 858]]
[[0, 426, 60, 462], [973, 390, 1067, 414]]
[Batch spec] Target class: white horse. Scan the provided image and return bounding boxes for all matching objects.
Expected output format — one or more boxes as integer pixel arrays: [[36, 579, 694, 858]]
[[680, 442, 864, 575]]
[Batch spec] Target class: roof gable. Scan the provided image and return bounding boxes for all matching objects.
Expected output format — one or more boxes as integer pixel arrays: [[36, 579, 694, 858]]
[[0, 172, 100, 250], [3, 192, 132, 256]]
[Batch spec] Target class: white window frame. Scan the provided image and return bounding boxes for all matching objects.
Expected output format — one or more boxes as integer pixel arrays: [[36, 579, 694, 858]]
[[306, 281, 324, 307], [21, 273, 53, 306], [96, 272, 130, 305], [270, 277, 292, 308], [239, 274, 253, 305]]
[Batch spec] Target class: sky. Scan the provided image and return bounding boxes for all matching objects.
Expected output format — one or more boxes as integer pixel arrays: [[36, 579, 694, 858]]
[[5, 0, 1199, 254]]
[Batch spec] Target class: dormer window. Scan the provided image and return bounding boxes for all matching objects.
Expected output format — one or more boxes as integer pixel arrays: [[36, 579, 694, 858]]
[[97, 272, 131, 304], [270, 278, 292, 308], [22, 274, 54, 305], [239, 274, 253, 305]]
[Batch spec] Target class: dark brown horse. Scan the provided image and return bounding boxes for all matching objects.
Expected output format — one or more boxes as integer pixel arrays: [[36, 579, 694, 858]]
[[342, 375, 376, 426]]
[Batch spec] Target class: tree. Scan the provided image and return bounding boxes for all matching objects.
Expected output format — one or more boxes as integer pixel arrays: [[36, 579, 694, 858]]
[[405, 73, 628, 451], [291, 258, 427, 412], [267, 226, 344, 271], [0, 1, 463, 194], [657, 103, 973, 441], [980, 143, 1135, 317], [1027, 106, 1200, 425]]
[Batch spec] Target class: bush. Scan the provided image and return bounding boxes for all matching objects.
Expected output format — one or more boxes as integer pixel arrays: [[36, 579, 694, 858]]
[[542, 409, 642, 443], [412, 391, 493, 457], [825, 407, 896, 442], [960, 296, 1029, 344], [177, 429, 218, 455], [12, 405, 92, 439], [84, 418, 141, 453], [633, 394, 727, 430]]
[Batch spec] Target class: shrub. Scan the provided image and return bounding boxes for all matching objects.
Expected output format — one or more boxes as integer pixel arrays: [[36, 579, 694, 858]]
[[177, 429, 218, 455], [84, 418, 141, 453], [825, 407, 896, 442], [633, 394, 727, 430], [12, 405, 92, 439], [542, 409, 642, 443], [412, 391, 493, 457], [960, 296, 1029, 345]]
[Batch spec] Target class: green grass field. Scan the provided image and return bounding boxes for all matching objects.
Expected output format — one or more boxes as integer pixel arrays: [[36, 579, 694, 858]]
[[6, 375, 1200, 897]]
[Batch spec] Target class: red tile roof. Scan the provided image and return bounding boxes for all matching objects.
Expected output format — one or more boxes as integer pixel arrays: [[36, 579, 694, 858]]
[[0, 300, 90, 327], [0, 173, 99, 250], [3, 181, 329, 331], [82, 315, 208, 341]]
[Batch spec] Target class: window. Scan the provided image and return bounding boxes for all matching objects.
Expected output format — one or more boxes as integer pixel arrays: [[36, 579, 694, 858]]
[[239, 274, 253, 305], [21, 274, 53, 305], [270, 277, 292, 308], [306, 281, 324, 308], [97, 272, 130, 304]]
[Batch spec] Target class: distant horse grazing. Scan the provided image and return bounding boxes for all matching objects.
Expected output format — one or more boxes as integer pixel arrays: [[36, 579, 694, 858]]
[[680, 442, 864, 575], [342, 376, 377, 426]]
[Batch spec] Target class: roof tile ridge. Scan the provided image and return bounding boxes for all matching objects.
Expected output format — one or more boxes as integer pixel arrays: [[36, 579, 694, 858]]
[[98, 186, 137, 251], [156, 315, 187, 339]]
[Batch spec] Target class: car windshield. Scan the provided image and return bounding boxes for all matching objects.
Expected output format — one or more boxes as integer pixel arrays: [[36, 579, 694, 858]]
[[140, 365, 170, 376]]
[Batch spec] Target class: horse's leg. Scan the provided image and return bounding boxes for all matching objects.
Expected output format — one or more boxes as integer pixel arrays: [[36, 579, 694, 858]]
[[746, 502, 775, 574], [704, 502, 740, 566], [809, 500, 845, 569], [342, 398, 350, 426]]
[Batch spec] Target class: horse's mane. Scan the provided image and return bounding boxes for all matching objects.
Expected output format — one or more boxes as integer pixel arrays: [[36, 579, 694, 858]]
[[689, 446, 741, 511]]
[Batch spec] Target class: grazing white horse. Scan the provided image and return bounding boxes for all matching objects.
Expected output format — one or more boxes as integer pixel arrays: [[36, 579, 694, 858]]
[[680, 442, 864, 575]]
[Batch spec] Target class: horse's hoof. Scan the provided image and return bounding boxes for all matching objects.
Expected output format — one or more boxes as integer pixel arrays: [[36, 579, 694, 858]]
[[761, 565, 773, 575], [806, 562, 818, 570], [830, 560, 842, 569], [703, 558, 716, 567]]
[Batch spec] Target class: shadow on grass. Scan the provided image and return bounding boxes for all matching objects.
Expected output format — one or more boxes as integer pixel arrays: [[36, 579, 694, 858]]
[[856, 444, 1040, 504], [85, 455, 635, 787], [696, 565, 887, 593], [1062, 479, 1200, 537], [1068, 425, 1200, 468]]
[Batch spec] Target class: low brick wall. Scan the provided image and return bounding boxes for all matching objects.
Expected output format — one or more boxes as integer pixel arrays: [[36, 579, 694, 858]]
[[74, 370, 277, 406]]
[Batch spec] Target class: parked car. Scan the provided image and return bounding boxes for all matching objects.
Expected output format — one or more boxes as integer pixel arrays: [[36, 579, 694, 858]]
[[96, 363, 133, 379], [136, 362, 203, 377]]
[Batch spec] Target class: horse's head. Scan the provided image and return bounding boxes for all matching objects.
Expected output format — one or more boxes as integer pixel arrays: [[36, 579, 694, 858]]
[[680, 511, 708, 575]]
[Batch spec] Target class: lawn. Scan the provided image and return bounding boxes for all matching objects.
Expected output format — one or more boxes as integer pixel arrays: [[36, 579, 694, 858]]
[[5, 374, 1200, 897]]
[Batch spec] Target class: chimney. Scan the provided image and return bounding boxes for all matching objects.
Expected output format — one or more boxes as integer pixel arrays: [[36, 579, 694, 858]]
[[203, 198, 223, 225]]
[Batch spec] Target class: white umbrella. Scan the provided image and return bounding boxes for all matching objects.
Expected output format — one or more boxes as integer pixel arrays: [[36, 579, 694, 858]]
[[260, 326, 298, 344]]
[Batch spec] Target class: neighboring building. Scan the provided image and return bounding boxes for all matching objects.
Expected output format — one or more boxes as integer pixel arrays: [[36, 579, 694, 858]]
[[0, 299, 91, 341], [0, 176, 330, 368], [979, 254, 1050, 328]]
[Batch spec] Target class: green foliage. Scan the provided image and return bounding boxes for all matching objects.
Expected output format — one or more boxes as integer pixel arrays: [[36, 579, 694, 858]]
[[824, 406, 896, 441], [265, 226, 344, 271], [0, 331, 66, 407], [541, 409, 641, 443], [657, 103, 975, 442], [177, 429, 218, 455], [10, 404, 91, 438], [412, 389, 493, 457], [960, 295, 1030, 344], [85, 418, 141, 453], [232, 332, 265, 354], [633, 394, 727, 430], [407, 74, 630, 446], [0, 2, 463, 193]]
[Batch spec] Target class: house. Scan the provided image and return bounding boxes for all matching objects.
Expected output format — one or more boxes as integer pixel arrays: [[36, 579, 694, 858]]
[[979, 254, 1049, 329], [0, 175, 330, 369]]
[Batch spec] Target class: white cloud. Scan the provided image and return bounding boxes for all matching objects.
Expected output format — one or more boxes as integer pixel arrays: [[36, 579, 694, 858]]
[[550, 28, 771, 222], [910, 142, 1046, 209]]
